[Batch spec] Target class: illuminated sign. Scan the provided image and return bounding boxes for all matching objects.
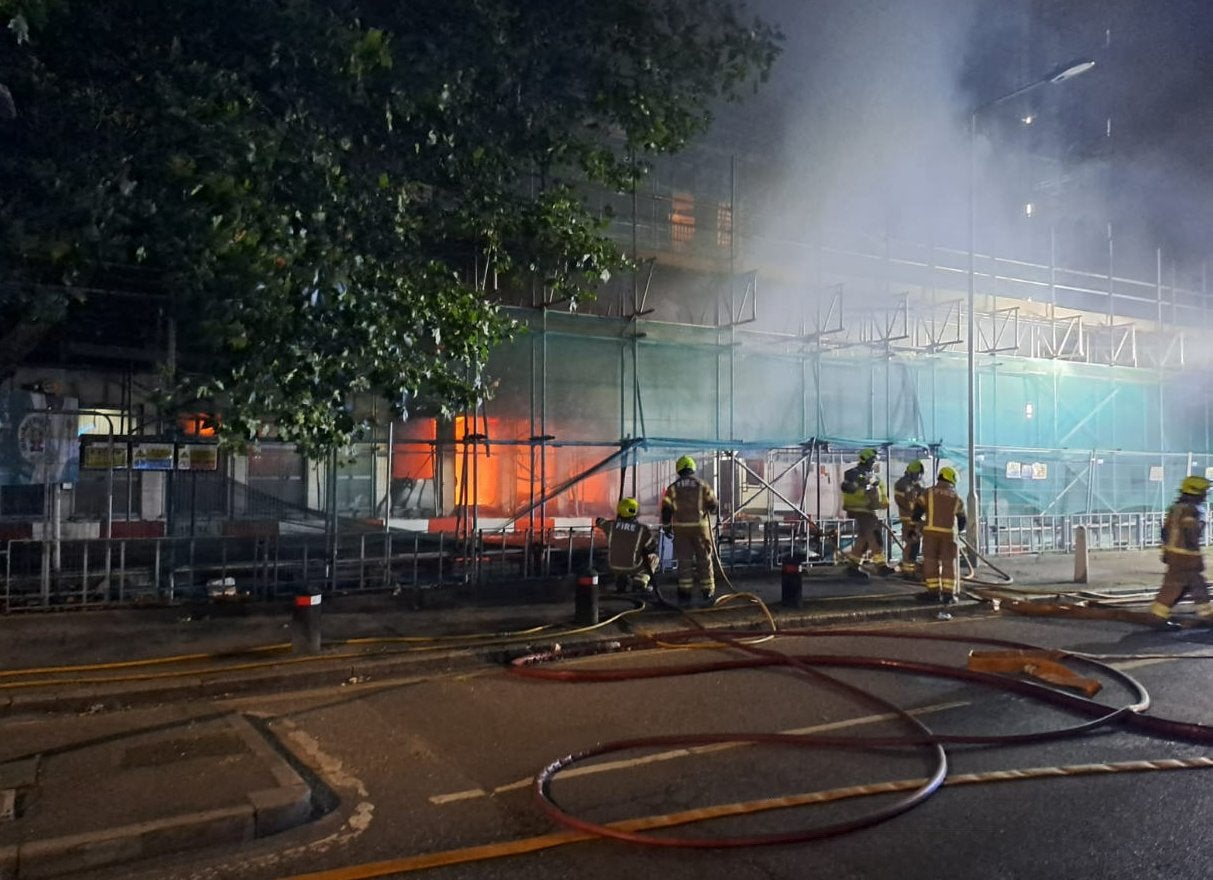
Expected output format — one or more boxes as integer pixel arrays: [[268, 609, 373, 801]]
[[80, 441, 129, 470], [80, 439, 220, 471], [132, 442, 175, 471], [177, 445, 219, 472]]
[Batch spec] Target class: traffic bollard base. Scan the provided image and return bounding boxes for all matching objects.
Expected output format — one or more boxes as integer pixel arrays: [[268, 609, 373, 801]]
[[574, 570, 599, 626], [780, 560, 804, 609], [292, 591, 322, 654]]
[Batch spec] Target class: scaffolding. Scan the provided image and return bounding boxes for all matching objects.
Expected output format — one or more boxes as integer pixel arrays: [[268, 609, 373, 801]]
[[5, 150, 1213, 605]]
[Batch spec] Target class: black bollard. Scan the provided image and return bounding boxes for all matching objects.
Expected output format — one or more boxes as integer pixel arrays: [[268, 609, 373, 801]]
[[780, 558, 803, 609], [574, 569, 599, 626], [292, 587, 322, 653]]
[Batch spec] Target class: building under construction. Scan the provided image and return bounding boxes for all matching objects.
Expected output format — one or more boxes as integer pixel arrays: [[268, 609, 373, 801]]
[[2, 136, 1211, 610], [7, 0, 1213, 611]]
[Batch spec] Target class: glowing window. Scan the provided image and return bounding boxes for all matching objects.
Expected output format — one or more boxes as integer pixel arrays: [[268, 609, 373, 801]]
[[179, 413, 219, 436], [671, 192, 695, 249]]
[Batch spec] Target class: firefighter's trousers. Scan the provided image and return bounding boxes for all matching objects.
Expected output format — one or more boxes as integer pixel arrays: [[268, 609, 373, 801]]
[[608, 553, 658, 591], [920, 531, 958, 594], [898, 519, 920, 573], [845, 511, 886, 567], [672, 522, 715, 597], [1153, 558, 1212, 612]]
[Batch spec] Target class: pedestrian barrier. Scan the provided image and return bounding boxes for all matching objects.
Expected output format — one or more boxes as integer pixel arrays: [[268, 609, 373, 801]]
[[0, 510, 1184, 611]]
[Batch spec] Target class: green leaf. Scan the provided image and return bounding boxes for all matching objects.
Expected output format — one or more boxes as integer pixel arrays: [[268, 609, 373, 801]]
[[0, 0, 778, 455]]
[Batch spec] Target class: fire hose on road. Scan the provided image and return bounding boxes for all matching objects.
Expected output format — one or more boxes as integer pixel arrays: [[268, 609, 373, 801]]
[[514, 625, 1213, 849]]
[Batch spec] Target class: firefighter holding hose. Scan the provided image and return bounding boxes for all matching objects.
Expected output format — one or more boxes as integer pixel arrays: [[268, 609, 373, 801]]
[[894, 459, 926, 578], [842, 448, 893, 577], [912, 466, 966, 602], [661, 455, 718, 603], [595, 497, 659, 593]]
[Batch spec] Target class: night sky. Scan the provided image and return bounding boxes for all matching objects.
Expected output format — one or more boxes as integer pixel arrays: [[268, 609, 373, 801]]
[[712, 0, 1213, 282]]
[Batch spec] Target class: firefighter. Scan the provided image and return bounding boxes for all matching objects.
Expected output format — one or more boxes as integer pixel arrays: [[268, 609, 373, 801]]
[[912, 466, 966, 601], [661, 455, 718, 603], [1149, 475, 1213, 625], [595, 497, 659, 593], [841, 448, 892, 577], [894, 459, 926, 577]]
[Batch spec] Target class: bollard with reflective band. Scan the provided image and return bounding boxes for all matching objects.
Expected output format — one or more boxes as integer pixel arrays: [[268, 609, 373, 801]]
[[292, 589, 322, 653], [575, 569, 599, 626], [781, 558, 803, 608]]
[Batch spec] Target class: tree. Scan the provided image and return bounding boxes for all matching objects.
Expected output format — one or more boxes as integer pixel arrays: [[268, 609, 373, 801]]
[[0, 0, 781, 454]]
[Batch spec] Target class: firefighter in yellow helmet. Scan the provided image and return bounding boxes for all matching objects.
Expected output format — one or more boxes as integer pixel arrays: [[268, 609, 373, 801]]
[[1149, 475, 1213, 625], [595, 497, 659, 594], [661, 455, 718, 603], [912, 466, 966, 601], [894, 459, 925, 578], [841, 448, 892, 577]]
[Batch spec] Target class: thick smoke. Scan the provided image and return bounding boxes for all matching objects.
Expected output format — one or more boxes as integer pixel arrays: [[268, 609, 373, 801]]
[[716, 0, 1213, 291]]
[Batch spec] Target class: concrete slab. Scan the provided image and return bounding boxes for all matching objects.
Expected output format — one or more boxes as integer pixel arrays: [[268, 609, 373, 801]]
[[0, 760, 38, 792], [0, 714, 314, 878], [17, 805, 254, 880], [248, 783, 311, 837], [0, 842, 17, 879]]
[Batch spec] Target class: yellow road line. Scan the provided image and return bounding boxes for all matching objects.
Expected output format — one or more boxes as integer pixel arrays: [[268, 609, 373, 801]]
[[283, 755, 1213, 880]]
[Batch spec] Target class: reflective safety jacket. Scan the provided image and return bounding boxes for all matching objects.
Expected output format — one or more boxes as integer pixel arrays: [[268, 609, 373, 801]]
[[913, 482, 967, 536], [661, 475, 718, 527], [1162, 497, 1205, 569], [893, 473, 923, 523], [842, 465, 888, 515], [595, 516, 658, 570]]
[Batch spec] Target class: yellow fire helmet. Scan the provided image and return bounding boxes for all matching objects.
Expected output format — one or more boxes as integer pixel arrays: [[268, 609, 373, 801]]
[[616, 497, 639, 517], [858, 448, 877, 465], [676, 455, 696, 473], [1180, 475, 1211, 497], [906, 459, 925, 475], [938, 466, 957, 485]]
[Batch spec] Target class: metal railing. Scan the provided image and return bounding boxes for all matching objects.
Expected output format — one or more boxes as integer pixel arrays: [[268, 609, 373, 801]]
[[1, 527, 603, 611], [0, 511, 1177, 611], [981, 512, 1169, 556]]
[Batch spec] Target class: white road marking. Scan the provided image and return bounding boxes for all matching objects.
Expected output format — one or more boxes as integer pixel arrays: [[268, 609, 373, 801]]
[[1114, 657, 1172, 671], [430, 788, 490, 804], [428, 699, 969, 805], [285, 724, 371, 797], [1110, 649, 1213, 670]]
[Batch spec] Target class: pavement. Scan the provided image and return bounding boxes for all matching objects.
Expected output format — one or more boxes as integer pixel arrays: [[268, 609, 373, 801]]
[[0, 548, 1175, 878]]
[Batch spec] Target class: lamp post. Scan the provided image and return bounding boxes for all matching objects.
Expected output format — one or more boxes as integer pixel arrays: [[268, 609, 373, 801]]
[[966, 59, 1094, 558]]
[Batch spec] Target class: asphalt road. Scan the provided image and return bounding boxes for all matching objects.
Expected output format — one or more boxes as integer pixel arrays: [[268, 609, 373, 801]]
[[59, 611, 1213, 880]]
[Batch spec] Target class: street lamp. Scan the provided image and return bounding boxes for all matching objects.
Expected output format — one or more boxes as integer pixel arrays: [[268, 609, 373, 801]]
[[965, 59, 1094, 557]]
